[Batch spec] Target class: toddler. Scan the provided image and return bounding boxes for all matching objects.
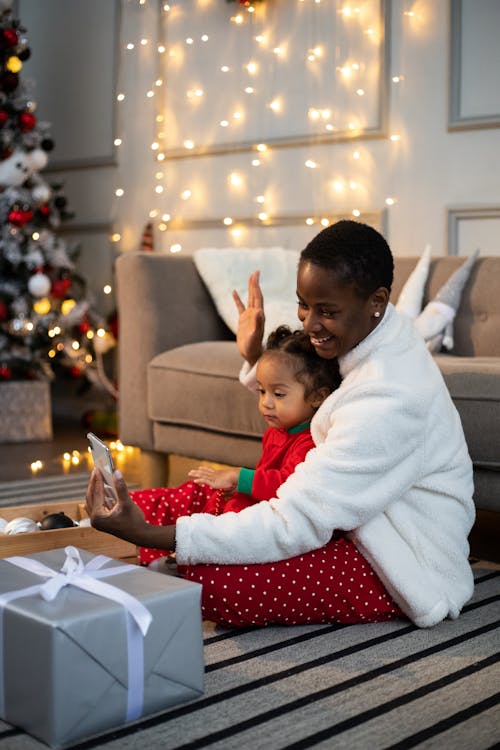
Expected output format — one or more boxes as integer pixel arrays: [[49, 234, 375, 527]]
[[133, 325, 340, 566]]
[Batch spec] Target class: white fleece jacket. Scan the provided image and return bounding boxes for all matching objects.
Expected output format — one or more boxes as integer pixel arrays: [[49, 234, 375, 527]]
[[176, 304, 475, 627]]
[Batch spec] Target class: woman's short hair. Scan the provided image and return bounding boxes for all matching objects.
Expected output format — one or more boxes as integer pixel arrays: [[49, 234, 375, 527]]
[[300, 219, 394, 298], [264, 325, 341, 398]]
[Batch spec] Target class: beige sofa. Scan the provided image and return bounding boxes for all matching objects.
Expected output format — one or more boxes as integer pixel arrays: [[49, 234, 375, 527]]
[[116, 253, 500, 553]]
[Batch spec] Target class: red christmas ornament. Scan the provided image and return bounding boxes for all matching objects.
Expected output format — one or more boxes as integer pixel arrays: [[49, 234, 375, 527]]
[[0, 110, 8, 127], [18, 112, 36, 132], [39, 204, 51, 218], [1, 29, 18, 48], [70, 366, 81, 378], [8, 208, 33, 227], [51, 278, 71, 299], [78, 320, 91, 334], [0, 365, 12, 380], [0, 300, 8, 321]]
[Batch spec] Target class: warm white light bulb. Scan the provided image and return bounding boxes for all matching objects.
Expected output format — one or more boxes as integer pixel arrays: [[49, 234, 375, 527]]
[[305, 160, 317, 169], [223, 217, 233, 226], [170, 244, 182, 254], [115, 188, 124, 197]]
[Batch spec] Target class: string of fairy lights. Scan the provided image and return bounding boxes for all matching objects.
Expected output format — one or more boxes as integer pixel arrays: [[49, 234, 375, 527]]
[[29, 0, 421, 473], [106, 0, 420, 256]]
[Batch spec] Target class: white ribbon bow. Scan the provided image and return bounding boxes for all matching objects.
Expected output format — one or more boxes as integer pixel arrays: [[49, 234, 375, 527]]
[[0, 546, 153, 722]]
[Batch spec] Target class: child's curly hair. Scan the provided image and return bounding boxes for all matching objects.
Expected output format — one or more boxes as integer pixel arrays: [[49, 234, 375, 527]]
[[264, 325, 341, 400]]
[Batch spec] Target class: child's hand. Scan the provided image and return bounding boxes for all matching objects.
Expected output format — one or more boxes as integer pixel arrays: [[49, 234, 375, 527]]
[[188, 466, 239, 495]]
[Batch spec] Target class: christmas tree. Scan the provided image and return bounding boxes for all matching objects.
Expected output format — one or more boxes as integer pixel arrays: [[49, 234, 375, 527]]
[[0, 4, 115, 387]]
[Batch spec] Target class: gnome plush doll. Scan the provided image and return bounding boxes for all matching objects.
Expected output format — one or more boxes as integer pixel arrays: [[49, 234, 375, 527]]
[[414, 250, 479, 352], [395, 244, 432, 320]]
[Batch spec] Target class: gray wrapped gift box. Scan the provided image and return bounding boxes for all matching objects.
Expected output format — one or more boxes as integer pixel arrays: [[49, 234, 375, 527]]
[[0, 547, 204, 748]]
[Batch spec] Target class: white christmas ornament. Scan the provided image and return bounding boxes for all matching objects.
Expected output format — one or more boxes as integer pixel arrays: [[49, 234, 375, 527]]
[[395, 244, 432, 320], [28, 148, 49, 172], [28, 271, 51, 297], [32, 182, 52, 203], [4, 517, 40, 535]]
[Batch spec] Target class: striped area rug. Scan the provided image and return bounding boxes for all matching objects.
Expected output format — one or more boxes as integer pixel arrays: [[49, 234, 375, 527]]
[[0, 474, 139, 509], [0, 567, 498, 750]]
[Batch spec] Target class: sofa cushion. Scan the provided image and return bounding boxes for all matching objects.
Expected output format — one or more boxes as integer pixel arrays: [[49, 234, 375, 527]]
[[435, 355, 500, 467], [149, 344, 500, 465], [148, 342, 266, 439]]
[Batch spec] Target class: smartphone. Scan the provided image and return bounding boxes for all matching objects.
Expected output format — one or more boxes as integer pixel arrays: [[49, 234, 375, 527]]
[[87, 432, 117, 503]]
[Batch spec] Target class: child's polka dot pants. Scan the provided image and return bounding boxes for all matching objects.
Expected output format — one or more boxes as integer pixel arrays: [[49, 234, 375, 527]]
[[131, 487, 404, 628], [183, 535, 404, 627]]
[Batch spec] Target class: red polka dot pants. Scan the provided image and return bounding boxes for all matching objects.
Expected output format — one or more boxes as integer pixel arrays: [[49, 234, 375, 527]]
[[183, 535, 405, 628], [131, 483, 211, 565]]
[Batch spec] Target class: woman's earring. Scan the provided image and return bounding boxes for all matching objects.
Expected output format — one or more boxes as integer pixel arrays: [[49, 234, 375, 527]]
[[373, 311, 381, 318]]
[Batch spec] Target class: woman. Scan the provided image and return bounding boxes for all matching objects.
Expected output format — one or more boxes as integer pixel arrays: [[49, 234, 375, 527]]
[[86, 220, 475, 628]]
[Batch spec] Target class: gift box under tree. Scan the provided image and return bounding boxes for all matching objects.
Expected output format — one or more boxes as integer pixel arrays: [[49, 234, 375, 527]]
[[0, 546, 204, 748]]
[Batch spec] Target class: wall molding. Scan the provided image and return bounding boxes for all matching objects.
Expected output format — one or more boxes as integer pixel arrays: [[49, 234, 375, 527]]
[[447, 206, 500, 255], [448, 0, 500, 131], [162, 209, 386, 234], [162, 0, 391, 160]]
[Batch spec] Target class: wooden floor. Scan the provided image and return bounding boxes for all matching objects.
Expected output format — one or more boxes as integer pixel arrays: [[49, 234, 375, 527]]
[[0, 378, 144, 486]]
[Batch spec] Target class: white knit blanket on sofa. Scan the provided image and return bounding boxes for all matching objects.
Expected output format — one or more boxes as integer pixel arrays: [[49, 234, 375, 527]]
[[193, 247, 301, 340]]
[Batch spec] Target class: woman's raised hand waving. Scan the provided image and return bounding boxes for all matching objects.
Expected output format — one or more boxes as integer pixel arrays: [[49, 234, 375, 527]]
[[232, 270, 265, 366]]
